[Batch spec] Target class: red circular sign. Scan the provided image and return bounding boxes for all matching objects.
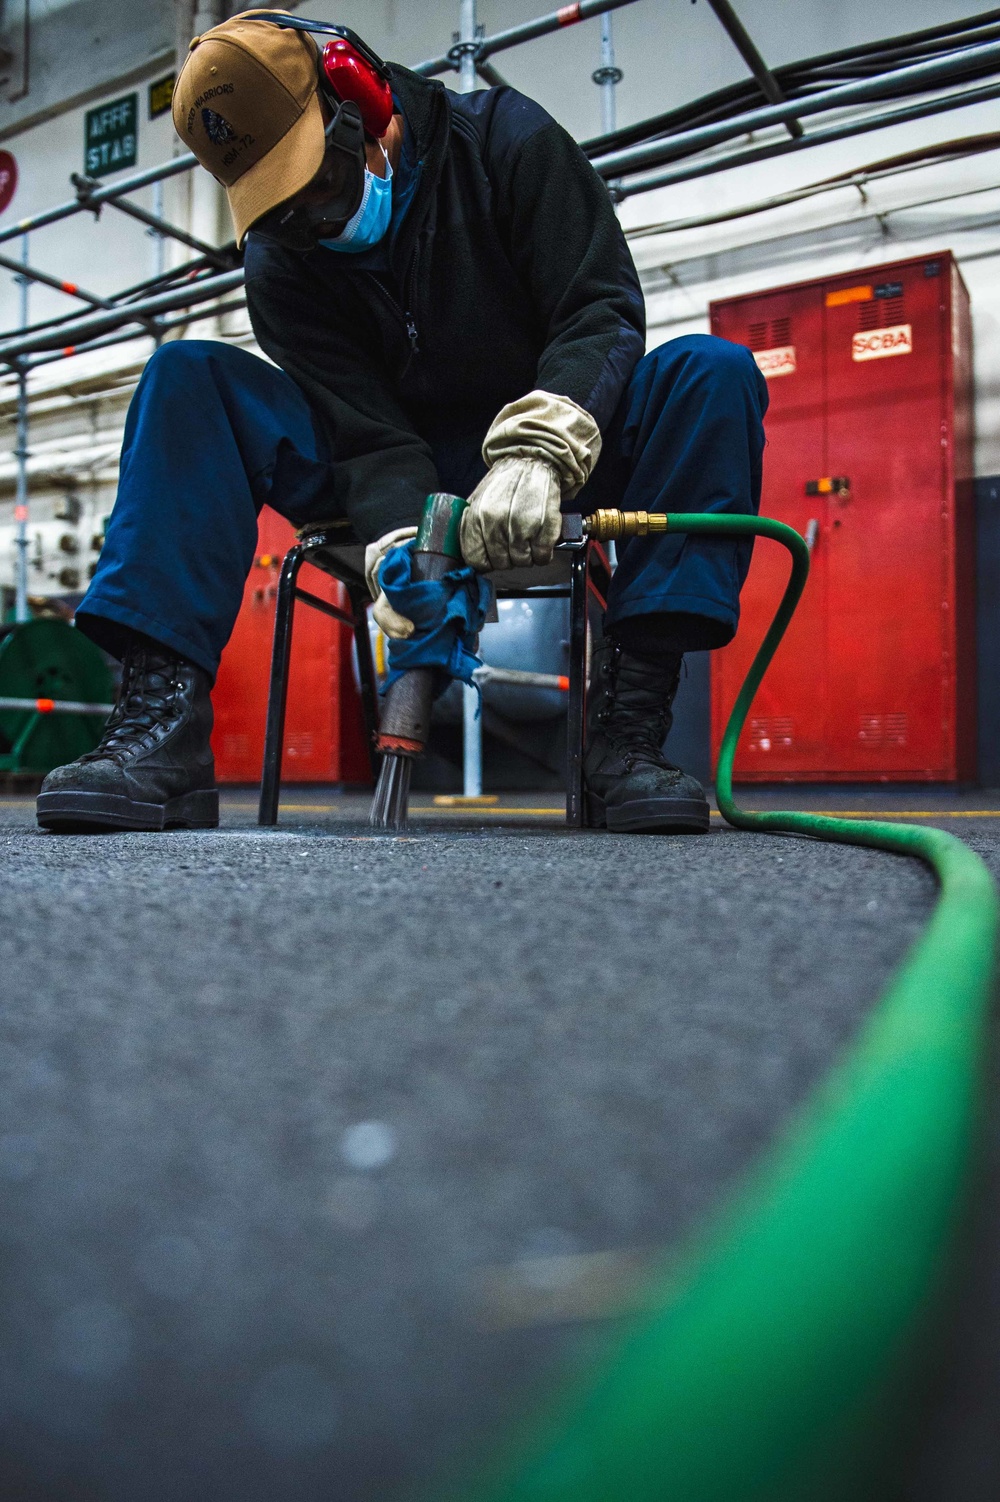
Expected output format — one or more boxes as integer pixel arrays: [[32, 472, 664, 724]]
[[0, 151, 18, 215]]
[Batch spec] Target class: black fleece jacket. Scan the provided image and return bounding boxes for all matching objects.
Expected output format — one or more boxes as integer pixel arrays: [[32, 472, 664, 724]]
[[243, 65, 646, 542]]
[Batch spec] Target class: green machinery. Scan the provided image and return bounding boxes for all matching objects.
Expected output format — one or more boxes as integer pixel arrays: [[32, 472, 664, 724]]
[[0, 619, 113, 775]]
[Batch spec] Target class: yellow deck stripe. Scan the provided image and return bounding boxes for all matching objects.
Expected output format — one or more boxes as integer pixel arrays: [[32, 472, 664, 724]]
[[7, 799, 1000, 821]]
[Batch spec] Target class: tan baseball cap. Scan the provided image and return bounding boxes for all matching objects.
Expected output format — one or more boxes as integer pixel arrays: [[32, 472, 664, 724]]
[[173, 8, 325, 246]]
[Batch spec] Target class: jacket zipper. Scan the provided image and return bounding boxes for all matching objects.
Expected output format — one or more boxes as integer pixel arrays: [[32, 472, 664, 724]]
[[363, 272, 420, 368]]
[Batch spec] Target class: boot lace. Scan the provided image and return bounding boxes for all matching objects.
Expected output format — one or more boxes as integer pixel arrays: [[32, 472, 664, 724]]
[[596, 644, 680, 773], [82, 648, 186, 764]]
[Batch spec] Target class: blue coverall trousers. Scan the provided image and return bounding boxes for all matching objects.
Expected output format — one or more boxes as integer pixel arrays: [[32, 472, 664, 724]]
[[77, 333, 768, 677]]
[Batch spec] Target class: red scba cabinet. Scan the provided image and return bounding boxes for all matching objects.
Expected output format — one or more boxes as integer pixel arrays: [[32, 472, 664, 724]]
[[710, 252, 975, 781]]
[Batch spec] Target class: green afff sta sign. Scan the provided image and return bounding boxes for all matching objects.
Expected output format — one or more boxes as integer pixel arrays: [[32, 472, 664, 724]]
[[84, 94, 138, 178]]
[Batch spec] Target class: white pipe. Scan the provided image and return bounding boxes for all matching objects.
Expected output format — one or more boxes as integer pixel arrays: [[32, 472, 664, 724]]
[[0, 697, 114, 714], [152, 179, 166, 281], [473, 666, 568, 690], [462, 681, 483, 796], [594, 13, 623, 205], [599, 13, 618, 136], [458, 0, 478, 93]]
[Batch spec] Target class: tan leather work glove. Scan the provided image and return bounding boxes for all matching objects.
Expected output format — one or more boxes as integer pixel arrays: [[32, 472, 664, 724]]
[[364, 525, 418, 640], [460, 390, 602, 572]]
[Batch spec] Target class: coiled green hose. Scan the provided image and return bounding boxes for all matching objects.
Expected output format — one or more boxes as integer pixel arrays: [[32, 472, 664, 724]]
[[466, 514, 999, 1502]]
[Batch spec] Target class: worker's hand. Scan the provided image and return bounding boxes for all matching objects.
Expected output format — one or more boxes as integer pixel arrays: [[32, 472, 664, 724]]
[[460, 457, 562, 571], [460, 390, 602, 572], [365, 525, 418, 640]]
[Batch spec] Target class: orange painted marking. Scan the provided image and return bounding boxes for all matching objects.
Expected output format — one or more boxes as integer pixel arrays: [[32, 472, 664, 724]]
[[826, 285, 873, 306]]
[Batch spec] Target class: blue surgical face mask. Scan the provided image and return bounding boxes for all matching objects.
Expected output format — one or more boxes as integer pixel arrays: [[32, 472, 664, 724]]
[[320, 145, 392, 254]]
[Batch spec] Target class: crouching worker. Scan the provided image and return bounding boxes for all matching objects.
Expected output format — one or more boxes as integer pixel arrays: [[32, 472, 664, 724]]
[[36, 8, 768, 836]]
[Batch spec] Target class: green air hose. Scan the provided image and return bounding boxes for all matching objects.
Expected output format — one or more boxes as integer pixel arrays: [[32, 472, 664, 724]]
[[462, 513, 999, 1502]]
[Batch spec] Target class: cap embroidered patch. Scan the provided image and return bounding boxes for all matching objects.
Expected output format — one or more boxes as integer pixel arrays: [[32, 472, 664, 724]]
[[202, 108, 236, 145]]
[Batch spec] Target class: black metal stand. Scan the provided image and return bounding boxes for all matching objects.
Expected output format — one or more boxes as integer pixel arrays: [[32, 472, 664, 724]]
[[258, 534, 381, 827], [567, 539, 611, 827], [258, 529, 612, 830]]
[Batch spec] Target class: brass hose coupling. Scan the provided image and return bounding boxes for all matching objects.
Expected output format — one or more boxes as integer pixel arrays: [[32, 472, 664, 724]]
[[582, 508, 670, 541]]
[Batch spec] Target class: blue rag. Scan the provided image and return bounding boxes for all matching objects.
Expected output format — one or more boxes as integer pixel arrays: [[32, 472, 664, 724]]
[[379, 541, 493, 695]]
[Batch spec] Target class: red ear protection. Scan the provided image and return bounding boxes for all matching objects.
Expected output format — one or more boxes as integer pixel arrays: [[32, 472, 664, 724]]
[[254, 14, 394, 138], [321, 38, 393, 138]]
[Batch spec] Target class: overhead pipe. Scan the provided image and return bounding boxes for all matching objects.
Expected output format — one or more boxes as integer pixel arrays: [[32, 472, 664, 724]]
[[623, 130, 1000, 238], [591, 35, 1000, 179], [703, 0, 802, 138], [615, 76, 1000, 199], [580, 10, 1000, 158], [413, 0, 642, 76], [0, 250, 111, 309], [0, 268, 244, 363], [23, 297, 248, 371], [4, 250, 238, 353], [0, 154, 197, 248], [455, 0, 479, 93], [70, 173, 235, 269], [478, 0, 639, 61], [593, 11, 623, 138]]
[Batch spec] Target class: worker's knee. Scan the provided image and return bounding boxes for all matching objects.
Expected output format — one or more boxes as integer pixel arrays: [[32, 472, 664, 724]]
[[646, 332, 763, 397], [141, 338, 250, 397]]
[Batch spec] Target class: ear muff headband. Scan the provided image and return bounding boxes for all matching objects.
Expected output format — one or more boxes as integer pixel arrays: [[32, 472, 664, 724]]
[[252, 12, 394, 137]]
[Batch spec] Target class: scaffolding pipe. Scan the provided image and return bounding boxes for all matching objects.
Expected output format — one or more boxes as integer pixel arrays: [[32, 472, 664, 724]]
[[21, 298, 249, 371], [0, 251, 110, 309], [113, 250, 228, 304], [623, 131, 1000, 237], [13, 234, 30, 623], [615, 75, 1000, 198], [456, 0, 479, 93], [98, 194, 231, 268], [5, 253, 238, 350], [150, 180, 167, 283], [478, 0, 640, 62], [593, 12, 622, 137], [0, 251, 222, 348], [579, 10, 1000, 158], [0, 152, 197, 248], [0, 268, 245, 362], [591, 33, 1000, 178], [414, 0, 642, 76], [703, 0, 803, 138]]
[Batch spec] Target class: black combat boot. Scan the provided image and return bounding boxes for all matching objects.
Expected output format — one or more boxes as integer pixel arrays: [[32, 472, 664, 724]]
[[36, 640, 219, 832], [583, 636, 710, 834]]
